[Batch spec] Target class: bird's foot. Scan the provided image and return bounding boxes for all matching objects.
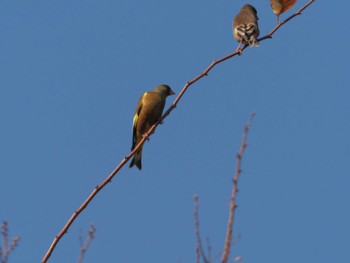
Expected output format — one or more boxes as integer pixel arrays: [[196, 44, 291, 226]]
[[236, 46, 243, 55]]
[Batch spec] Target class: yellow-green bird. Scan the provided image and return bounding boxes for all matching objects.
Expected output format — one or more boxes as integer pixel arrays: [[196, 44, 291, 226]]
[[129, 84, 175, 170]]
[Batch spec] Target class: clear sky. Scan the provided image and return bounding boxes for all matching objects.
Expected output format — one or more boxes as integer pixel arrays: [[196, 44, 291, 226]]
[[1, 1, 349, 262]]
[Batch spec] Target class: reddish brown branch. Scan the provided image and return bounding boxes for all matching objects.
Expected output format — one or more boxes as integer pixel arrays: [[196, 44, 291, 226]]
[[77, 224, 95, 263], [221, 113, 255, 263], [193, 195, 209, 263], [41, 1, 315, 262]]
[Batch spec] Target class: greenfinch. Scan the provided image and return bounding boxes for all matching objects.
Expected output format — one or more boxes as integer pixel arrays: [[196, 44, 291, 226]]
[[270, 0, 297, 24], [233, 4, 260, 47], [129, 84, 175, 170]]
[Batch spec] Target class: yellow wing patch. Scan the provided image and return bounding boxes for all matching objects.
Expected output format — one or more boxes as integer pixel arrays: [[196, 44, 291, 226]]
[[141, 92, 148, 104], [132, 114, 139, 128], [132, 92, 148, 129]]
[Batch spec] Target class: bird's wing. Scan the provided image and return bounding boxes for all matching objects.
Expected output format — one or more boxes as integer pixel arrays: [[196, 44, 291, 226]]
[[131, 92, 147, 150]]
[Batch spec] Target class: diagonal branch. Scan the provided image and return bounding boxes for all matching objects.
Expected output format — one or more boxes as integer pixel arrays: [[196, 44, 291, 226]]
[[221, 113, 255, 263], [41, 1, 315, 262]]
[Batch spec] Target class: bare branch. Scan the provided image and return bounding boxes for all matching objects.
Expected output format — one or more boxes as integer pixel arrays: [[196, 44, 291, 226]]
[[0, 221, 20, 263], [195, 246, 200, 263], [206, 237, 212, 263], [41, 1, 315, 261], [8, 237, 20, 256], [193, 195, 209, 263], [77, 224, 95, 263], [221, 113, 255, 263], [1, 222, 8, 261]]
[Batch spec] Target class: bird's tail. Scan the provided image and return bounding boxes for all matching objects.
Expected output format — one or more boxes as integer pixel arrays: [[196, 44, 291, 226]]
[[129, 148, 142, 170], [248, 38, 259, 46]]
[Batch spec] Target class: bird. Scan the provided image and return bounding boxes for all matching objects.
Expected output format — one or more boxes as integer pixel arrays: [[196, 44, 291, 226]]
[[233, 4, 260, 48], [270, 0, 297, 24], [129, 84, 175, 170]]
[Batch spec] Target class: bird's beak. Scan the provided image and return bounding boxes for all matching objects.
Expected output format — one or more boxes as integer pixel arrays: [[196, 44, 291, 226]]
[[169, 90, 175, 95]]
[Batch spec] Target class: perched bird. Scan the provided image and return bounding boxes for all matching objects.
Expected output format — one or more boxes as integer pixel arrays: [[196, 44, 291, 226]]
[[270, 0, 297, 24], [233, 4, 260, 47], [129, 84, 175, 170]]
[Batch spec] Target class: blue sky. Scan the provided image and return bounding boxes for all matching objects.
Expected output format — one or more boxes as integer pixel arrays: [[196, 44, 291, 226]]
[[1, 0, 349, 262]]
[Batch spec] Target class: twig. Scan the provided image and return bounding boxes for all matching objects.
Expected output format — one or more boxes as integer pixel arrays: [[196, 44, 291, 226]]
[[0, 221, 20, 263], [1, 222, 8, 263], [193, 195, 209, 263], [195, 246, 200, 263], [77, 224, 95, 263], [8, 237, 20, 256], [206, 237, 212, 263], [221, 113, 255, 263], [41, 1, 315, 262]]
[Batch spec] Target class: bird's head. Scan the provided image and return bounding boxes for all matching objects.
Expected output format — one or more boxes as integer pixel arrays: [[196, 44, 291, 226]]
[[242, 4, 258, 16], [153, 85, 175, 97]]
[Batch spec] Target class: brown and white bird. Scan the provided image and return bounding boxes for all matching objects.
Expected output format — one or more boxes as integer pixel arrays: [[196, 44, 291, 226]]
[[129, 84, 175, 170], [233, 4, 260, 47], [270, 0, 297, 24]]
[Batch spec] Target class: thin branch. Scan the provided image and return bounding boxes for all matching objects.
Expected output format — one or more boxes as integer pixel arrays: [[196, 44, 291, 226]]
[[195, 246, 200, 263], [206, 237, 212, 263], [41, 1, 315, 262], [8, 237, 20, 256], [193, 195, 209, 263], [77, 224, 95, 263], [0, 221, 20, 263], [221, 113, 255, 263], [1, 222, 8, 261]]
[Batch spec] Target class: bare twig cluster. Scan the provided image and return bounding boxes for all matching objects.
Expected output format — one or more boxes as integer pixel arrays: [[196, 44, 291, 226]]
[[194, 197, 215, 263], [77, 224, 95, 263], [193, 113, 255, 263], [41, 1, 315, 262], [0, 221, 20, 263]]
